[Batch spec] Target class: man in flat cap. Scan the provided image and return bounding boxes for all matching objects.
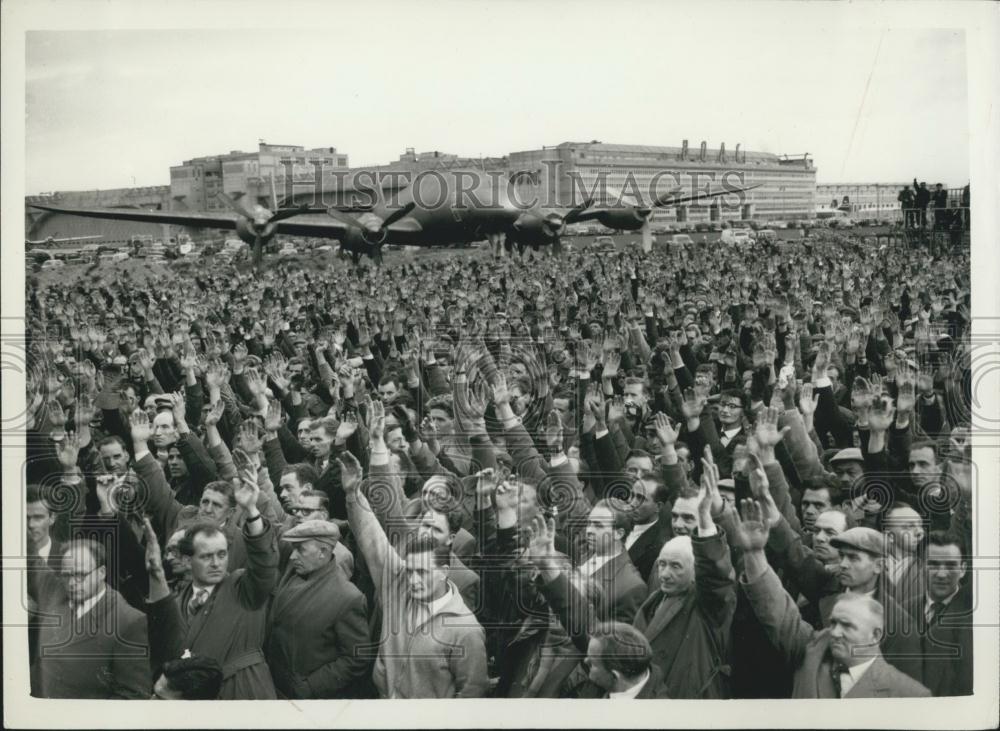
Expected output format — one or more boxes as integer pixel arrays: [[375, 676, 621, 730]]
[[736, 502, 930, 698], [820, 526, 923, 684], [265, 520, 371, 699]]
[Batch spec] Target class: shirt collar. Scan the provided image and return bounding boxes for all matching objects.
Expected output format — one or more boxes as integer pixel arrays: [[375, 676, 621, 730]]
[[609, 669, 651, 699], [74, 587, 107, 619], [424, 583, 454, 618], [191, 582, 218, 598], [846, 656, 878, 683], [36, 538, 52, 560], [926, 587, 961, 609]]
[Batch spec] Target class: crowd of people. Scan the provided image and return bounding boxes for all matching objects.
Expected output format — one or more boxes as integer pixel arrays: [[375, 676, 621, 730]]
[[23, 228, 974, 701]]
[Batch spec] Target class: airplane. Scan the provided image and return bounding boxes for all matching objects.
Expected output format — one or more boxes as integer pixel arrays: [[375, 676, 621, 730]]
[[30, 171, 760, 267], [25, 233, 103, 248]]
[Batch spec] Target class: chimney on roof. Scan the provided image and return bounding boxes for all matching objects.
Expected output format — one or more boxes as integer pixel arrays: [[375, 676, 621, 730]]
[[681, 140, 688, 161], [719, 143, 726, 163], [699, 141, 707, 162], [735, 143, 741, 163]]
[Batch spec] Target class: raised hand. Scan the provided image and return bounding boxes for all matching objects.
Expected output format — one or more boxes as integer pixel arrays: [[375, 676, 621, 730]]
[[337, 452, 364, 494], [492, 373, 511, 406], [524, 513, 558, 567], [205, 399, 226, 428], [74, 394, 96, 431], [142, 516, 166, 582], [732, 499, 770, 552], [47, 400, 67, 431], [130, 408, 153, 445], [237, 420, 263, 455], [652, 412, 679, 447], [543, 409, 563, 452], [205, 361, 230, 390], [606, 395, 626, 424], [233, 469, 261, 511], [335, 412, 359, 443], [798, 382, 819, 416], [367, 399, 385, 442], [169, 391, 187, 429], [680, 387, 705, 422], [55, 431, 81, 470], [868, 395, 896, 432], [699, 447, 724, 519], [754, 406, 790, 450], [494, 479, 520, 515]]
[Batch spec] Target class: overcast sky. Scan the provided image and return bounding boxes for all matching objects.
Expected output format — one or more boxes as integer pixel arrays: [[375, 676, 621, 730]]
[[24, 3, 970, 194]]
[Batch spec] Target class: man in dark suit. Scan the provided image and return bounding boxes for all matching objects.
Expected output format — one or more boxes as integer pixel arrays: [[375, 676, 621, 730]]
[[903, 530, 972, 696], [621, 473, 671, 585], [737, 502, 930, 698], [579, 500, 647, 623], [31, 539, 150, 698], [26, 485, 65, 668]]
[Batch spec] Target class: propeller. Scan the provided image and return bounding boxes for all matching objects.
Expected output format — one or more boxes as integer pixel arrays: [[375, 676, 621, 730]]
[[326, 201, 416, 250], [217, 193, 313, 268]]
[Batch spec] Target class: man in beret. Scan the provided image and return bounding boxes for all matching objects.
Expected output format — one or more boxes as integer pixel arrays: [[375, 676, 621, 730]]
[[265, 520, 371, 699]]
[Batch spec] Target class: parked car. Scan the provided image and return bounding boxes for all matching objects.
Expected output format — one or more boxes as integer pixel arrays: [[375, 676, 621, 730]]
[[41, 259, 65, 270], [732, 230, 753, 244], [756, 229, 778, 242], [670, 234, 695, 246]]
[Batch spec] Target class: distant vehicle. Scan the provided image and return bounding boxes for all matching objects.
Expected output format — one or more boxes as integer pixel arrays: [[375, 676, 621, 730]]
[[756, 229, 778, 242], [732, 230, 753, 244], [709, 222, 722, 232], [278, 246, 299, 257], [41, 259, 66, 270], [670, 234, 695, 246], [771, 221, 788, 230], [694, 222, 710, 233], [828, 217, 855, 229], [594, 236, 615, 246]]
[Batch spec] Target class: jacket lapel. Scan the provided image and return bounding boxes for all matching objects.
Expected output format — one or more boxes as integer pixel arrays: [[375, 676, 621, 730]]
[[639, 590, 689, 642], [845, 656, 891, 698]]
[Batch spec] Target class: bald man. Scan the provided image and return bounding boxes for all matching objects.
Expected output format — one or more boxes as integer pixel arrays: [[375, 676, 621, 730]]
[[632, 488, 736, 699], [882, 503, 927, 610], [738, 507, 930, 698]]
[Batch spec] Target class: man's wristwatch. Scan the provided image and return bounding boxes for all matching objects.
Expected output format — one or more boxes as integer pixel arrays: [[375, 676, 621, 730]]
[[245, 512, 263, 523]]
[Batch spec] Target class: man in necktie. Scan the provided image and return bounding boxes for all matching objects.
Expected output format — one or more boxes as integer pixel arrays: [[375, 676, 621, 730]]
[[736, 498, 930, 698], [31, 539, 150, 698], [904, 530, 973, 696]]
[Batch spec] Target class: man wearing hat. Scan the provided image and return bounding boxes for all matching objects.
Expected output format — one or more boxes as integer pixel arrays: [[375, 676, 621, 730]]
[[737, 505, 930, 698], [827, 448, 883, 529], [265, 520, 370, 699], [815, 526, 923, 683]]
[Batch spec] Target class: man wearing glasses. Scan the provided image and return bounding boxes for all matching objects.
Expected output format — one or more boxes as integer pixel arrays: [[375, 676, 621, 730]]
[[31, 540, 150, 699]]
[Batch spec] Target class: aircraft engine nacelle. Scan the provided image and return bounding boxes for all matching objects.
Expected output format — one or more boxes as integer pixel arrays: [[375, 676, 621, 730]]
[[593, 209, 647, 231], [340, 227, 385, 255]]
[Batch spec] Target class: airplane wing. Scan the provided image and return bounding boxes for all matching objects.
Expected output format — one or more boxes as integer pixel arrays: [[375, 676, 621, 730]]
[[30, 204, 243, 230], [569, 183, 761, 223], [30, 203, 353, 241]]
